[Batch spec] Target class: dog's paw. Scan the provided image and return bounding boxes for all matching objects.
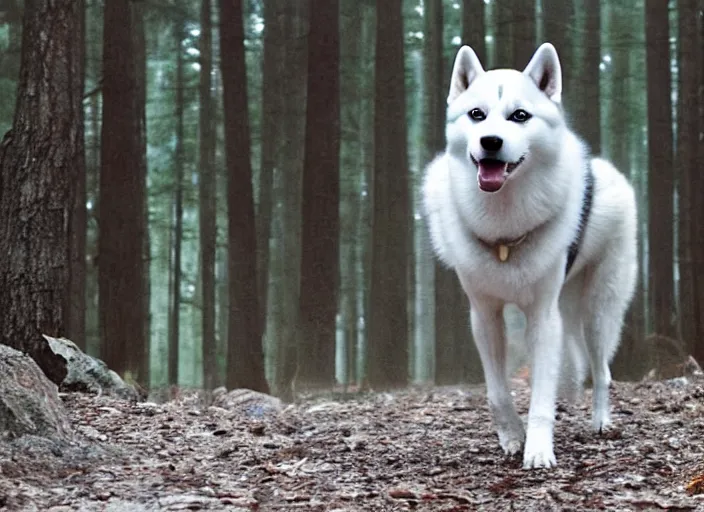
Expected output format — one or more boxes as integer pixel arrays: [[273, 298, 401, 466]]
[[501, 437, 524, 457], [523, 448, 556, 469], [522, 433, 556, 469], [497, 423, 525, 457], [591, 410, 612, 434], [522, 447, 556, 469]]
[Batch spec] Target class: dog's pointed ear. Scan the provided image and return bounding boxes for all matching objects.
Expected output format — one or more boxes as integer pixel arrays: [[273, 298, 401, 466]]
[[523, 43, 562, 103], [448, 46, 484, 104]]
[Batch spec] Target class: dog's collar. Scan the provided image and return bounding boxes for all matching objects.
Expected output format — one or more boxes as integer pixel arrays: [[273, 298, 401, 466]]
[[475, 166, 595, 267], [476, 233, 529, 262]]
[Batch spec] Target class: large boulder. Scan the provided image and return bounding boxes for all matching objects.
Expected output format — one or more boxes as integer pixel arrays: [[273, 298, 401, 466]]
[[43, 335, 139, 401], [0, 344, 71, 441]]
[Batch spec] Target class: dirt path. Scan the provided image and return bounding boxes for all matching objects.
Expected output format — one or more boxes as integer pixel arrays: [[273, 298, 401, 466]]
[[1, 377, 703, 511]]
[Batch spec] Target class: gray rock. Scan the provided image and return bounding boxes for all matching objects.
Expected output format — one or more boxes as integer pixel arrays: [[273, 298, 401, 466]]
[[212, 388, 283, 417], [0, 344, 71, 441], [43, 335, 139, 401]]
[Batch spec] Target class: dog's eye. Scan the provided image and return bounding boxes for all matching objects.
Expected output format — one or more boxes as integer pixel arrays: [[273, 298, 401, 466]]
[[468, 108, 486, 121], [509, 109, 532, 123]]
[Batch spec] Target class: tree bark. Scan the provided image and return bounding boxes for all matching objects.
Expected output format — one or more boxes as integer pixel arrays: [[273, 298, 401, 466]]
[[298, 0, 340, 387], [696, 0, 704, 365], [200, 0, 217, 391], [367, 0, 410, 389], [99, 0, 149, 386], [677, 0, 703, 358], [645, 0, 676, 338], [219, 0, 268, 393], [0, 0, 84, 384]]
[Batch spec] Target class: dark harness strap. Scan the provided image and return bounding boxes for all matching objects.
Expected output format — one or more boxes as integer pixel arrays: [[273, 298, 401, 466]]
[[565, 167, 595, 276]]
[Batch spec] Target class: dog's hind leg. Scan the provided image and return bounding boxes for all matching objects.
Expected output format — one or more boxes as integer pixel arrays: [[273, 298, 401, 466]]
[[468, 297, 525, 457], [583, 312, 617, 432], [583, 257, 636, 433]]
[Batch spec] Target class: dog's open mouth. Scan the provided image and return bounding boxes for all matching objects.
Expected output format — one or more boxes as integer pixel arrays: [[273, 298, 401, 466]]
[[470, 156, 525, 192]]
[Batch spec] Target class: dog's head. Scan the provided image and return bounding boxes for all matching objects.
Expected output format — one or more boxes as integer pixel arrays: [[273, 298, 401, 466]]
[[446, 43, 565, 193]]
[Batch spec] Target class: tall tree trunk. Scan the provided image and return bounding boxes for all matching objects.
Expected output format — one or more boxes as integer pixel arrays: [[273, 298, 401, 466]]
[[512, 0, 535, 68], [67, 1, 87, 350], [214, 60, 228, 387], [168, 21, 186, 387], [217, 245, 228, 384], [462, 0, 486, 60], [696, 0, 704, 364], [367, 0, 410, 388], [257, 0, 283, 335], [219, 0, 268, 393], [269, 0, 308, 398], [542, 0, 575, 109], [427, 0, 457, 385], [200, 0, 217, 390], [0, 0, 84, 384], [99, 0, 149, 386], [455, 0, 484, 384], [132, 0, 150, 379], [574, 1, 601, 153], [356, 3, 375, 386], [608, 1, 644, 379], [677, 0, 702, 357], [86, 88, 101, 356], [298, 0, 340, 387], [645, 0, 676, 338], [493, 1, 513, 66], [339, 0, 365, 388], [85, 3, 102, 357]]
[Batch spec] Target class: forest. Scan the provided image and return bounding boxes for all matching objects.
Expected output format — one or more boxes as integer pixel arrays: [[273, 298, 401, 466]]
[[0, 0, 702, 396], [0, 0, 703, 509]]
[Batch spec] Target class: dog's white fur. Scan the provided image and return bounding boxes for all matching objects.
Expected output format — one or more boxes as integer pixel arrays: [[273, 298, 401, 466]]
[[423, 43, 638, 469]]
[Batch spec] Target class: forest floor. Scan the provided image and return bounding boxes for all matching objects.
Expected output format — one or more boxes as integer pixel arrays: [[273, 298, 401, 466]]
[[1, 375, 704, 511]]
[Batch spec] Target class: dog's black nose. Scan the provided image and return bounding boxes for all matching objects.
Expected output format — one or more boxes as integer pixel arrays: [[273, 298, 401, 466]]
[[480, 136, 503, 152]]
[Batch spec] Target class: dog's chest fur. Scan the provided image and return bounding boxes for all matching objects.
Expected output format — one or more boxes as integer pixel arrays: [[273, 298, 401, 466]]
[[424, 144, 586, 306]]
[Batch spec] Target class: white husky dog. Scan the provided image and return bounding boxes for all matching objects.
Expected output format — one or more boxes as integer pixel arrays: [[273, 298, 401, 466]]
[[423, 43, 637, 469]]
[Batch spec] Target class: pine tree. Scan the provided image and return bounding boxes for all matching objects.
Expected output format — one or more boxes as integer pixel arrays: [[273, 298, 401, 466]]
[[0, 0, 85, 383], [219, 0, 268, 392]]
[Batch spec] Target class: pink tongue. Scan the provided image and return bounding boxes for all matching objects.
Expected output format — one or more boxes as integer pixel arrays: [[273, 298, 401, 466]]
[[477, 161, 508, 192]]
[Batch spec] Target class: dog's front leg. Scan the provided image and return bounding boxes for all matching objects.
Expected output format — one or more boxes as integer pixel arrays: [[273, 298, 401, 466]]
[[468, 297, 525, 457], [522, 299, 563, 469]]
